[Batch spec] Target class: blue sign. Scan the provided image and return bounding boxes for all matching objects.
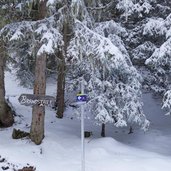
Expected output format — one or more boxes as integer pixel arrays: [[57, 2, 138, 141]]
[[77, 94, 87, 102]]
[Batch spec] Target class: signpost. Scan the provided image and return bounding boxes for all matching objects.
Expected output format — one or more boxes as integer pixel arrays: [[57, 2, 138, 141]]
[[75, 33, 87, 171], [77, 94, 87, 103], [76, 92, 87, 171], [18, 94, 55, 107]]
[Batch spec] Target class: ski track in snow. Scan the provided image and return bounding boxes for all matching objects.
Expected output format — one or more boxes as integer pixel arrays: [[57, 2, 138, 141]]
[[0, 72, 171, 171]]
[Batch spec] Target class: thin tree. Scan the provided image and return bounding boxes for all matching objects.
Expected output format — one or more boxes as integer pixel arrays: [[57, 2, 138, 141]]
[[56, 1, 72, 118], [0, 1, 15, 127], [0, 40, 14, 127]]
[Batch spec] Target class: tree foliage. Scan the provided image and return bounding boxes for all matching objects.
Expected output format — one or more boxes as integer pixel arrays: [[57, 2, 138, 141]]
[[0, 0, 153, 131]]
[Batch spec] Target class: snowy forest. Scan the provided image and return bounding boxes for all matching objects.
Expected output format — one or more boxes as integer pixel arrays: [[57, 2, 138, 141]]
[[0, 0, 171, 171]]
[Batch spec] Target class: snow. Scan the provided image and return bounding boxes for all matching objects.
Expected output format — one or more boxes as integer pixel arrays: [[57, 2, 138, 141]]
[[9, 29, 24, 41], [0, 72, 171, 171], [111, 92, 171, 156], [116, 0, 152, 19], [162, 90, 171, 115], [143, 18, 167, 36], [36, 23, 62, 56], [47, 0, 56, 5]]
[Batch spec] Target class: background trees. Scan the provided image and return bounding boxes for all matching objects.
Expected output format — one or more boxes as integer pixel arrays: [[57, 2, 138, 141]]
[[2, 0, 171, 141], [0, 0, 20, 127]]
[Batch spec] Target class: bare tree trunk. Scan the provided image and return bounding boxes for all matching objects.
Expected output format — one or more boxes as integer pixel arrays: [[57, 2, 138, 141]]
[[31, 0, 47, 20], [38, 0, 48, 19], [30, 0, 47, 145], [0, 41, 14, 127], [56, 50, 65, 118], [128, 126, 133, 134], [56, 11, 71, 118], [30, 54, 46, 145], [101, 123, 106, 137]]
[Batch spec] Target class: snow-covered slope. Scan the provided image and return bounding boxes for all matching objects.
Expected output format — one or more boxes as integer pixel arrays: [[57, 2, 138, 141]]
[[107, 92, 171, 156], [0, 72, 171, 171]]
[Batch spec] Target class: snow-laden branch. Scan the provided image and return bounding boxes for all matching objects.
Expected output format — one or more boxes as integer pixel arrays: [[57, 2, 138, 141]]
[[162, 90, 171, 115], [145, 14, 171, 69], [87, 1, 114, 11], [0, 14, 63, 56], [116, 0, 152, 19]]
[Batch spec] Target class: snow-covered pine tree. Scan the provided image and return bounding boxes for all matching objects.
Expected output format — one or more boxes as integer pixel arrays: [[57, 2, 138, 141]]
[[108, 0, 171, 115], [66, 0, 150, 133], [144, 13, 171, 115], [116, 0, 152, 21], [55, 0, 73, 118], [0, 0, 63, 144], [0, 0, 36, 88], [0, 1, 24, 127]]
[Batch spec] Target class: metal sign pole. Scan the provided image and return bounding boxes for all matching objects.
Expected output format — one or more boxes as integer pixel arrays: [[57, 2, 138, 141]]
[[76, 91, 86, 171], [81, 100, 85, 171]]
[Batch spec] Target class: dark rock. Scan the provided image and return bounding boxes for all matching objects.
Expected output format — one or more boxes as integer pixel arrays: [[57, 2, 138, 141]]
[[1, 166, 9, 170], [18, 166, 36, 171], [12, 129, 29, 139], [84, 131, 92, 138], [0, 158, 6, 163]]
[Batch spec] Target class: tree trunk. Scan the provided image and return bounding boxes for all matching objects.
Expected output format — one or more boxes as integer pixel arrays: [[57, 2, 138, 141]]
[[56, 13, 70, 118], [31, 0, 47, 20], [30, 0, 47, 145], [0, 41, 14, 127], [30, 54, 46, 145], [128, 126, 133, 134], [101, 123, 105, 137], [56, 50, 65, 118]]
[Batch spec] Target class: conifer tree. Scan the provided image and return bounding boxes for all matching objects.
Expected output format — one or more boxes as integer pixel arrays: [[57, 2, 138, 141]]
[[30, 0, 48, 145], [0, 0, 20, 127], [66, 0, 150, 132]]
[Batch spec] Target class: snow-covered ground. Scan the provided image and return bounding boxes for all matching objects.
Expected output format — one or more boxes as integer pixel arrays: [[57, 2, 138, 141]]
[[0, 72, 171, 171]]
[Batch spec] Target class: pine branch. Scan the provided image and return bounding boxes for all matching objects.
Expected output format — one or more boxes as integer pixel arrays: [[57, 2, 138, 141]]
[[87, 1, 114, 11]]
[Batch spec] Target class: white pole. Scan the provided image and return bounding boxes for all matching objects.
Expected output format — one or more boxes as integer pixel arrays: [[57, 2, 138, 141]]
[[80, 38, 85, 171], [81, 92, 85, 171]]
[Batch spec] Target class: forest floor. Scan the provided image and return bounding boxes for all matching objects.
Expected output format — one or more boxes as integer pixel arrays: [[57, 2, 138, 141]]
[[0, 71, 171, 171]]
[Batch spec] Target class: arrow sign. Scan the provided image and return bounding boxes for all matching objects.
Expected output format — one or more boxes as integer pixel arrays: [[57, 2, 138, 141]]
[[18, 94, 55, 107], [76, 94, 87, 102]]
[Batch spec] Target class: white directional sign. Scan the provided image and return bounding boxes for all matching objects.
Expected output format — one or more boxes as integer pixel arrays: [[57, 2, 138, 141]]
[[18, 94, 55, 107]]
